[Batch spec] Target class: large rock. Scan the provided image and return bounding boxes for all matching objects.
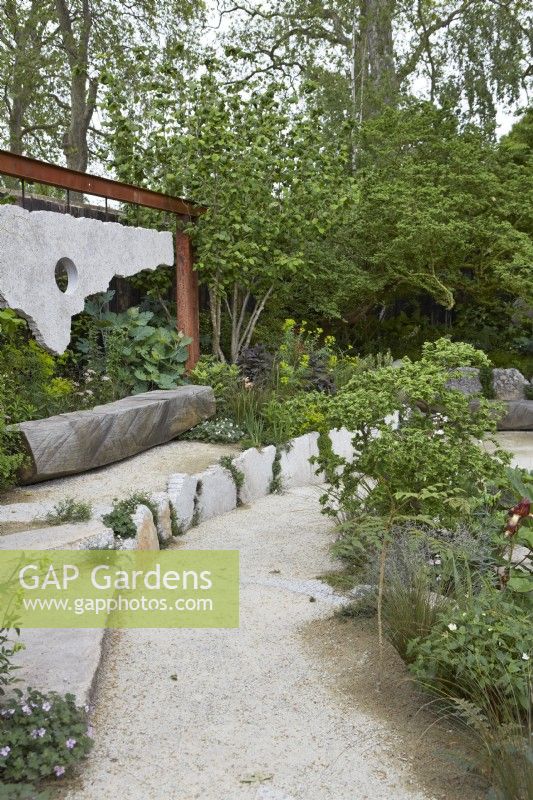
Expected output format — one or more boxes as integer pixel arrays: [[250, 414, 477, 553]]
[[13, 386, 215, 484], [492, 368, 528, 401], [446, 367, 482, 396], [279, 434, 323, 489], [497, 400, 533, 431]]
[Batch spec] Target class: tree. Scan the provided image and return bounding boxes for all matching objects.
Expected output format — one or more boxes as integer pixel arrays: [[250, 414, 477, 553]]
[[106, 68, 348, 361], [0, 0, 61, 158], [217, 0, 532, 127], [0, 1, 203, 172]]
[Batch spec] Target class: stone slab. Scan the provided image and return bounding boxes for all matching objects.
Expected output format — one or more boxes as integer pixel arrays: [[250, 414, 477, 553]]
[[329, 427, 355, 463], [132, 505, 160, 550], [0, 520, 114, 550], [195, 465, 237, 522], [13, 385, 215, 484], [0, 204, 174, 354], [232, 446, 276, 504], [497, 400, 533, 431], [151, 492, 173, 543], [167, 473, 198, 532], [11, 627, 107, 704], [279, 434, 322, 490]]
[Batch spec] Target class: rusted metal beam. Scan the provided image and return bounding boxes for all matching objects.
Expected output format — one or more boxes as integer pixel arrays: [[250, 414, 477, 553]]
[[176, 230, 200, 370], [0, 149, 206, 219]]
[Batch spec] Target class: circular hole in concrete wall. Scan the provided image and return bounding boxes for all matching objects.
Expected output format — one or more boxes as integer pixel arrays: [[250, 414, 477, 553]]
[[54, 258, 78, 294]]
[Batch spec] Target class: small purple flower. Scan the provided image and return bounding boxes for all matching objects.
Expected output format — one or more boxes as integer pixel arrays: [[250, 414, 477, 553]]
[[30, 728, 46, 739], [65, 738, 77, 750], [53, 765, 66, 778], [21, 704, 32, 715], [0, 709, 15, 718], [86, 725, 94, 738], [0, 746, 11, 757], [42, 701, 52, 712]]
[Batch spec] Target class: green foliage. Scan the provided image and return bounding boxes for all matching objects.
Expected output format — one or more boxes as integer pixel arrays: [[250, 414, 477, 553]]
[[479, 365, 496, 399], [188, 357, 241, 409], [408, 589, 531, 714], [45, 499, 92, 525], [0, 630, 22, 698], [219, 456, 244, 505], [0, 689, 92, 784], [76, 294, 191, 394], [182, 418, 244, 444], [102, 493, 158, 540], [317, 339, 506, 530]]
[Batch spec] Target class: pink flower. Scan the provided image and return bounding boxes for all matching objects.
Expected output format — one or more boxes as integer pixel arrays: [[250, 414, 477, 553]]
[[53, 765, 66, 778], [65, 738, 77, 749]]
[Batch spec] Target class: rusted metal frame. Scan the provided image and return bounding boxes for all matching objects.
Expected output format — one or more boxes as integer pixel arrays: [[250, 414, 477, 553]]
[[0, 149, 203, 367], [0, 149, 205, 218]]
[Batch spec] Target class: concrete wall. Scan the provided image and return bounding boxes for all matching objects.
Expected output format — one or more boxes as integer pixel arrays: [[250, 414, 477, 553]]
[[0, 205, 174, 354]]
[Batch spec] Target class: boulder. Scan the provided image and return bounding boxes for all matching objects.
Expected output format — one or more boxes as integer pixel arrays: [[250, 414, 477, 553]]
[[13, 386, 215, 484], [492, 368, 528, 401], [497, 400, 533, 431], [446, 367, 482, 396]]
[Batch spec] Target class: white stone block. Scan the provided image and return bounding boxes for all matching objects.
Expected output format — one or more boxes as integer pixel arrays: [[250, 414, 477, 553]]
[[132, 504, 160, 550], [329, 427, 355, 462], [195, 465, 237, 522], [151, 492, 172, 543], [0, 205, 174, 354], [279, 433, 323, 489], [167, 473, 198, 532], [233, 445, 276, 504]]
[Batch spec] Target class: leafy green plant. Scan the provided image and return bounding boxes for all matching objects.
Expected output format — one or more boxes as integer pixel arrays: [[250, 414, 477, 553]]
[[188, 357, 242, 409], [182, 418, 244, 444], [45, 499, 92, 525], [0, 689, 92, 784], [525, 385, 533, 400], [219, 456, 244, 505], [102, 493, 158, 539], [408, 589, 531, 714], [77, 295, 191, 394]]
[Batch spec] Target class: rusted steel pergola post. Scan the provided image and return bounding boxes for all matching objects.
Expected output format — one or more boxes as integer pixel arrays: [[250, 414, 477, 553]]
[[176, 228, 200, 370]]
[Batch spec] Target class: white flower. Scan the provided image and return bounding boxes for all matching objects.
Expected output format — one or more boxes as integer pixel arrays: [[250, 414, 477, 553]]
[[447, 623, 458, 632], [21, 704, 32, 715], [522, 653, 530, 661], [0, 746, 10, 757]]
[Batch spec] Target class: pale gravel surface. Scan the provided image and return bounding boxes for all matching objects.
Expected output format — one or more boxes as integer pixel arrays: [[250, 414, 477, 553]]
[[1, 440, 238, 506], [64, 486, 432, 800]]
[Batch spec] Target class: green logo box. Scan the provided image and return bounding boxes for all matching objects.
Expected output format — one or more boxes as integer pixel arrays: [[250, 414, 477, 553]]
[[0, 550, 239, 629]]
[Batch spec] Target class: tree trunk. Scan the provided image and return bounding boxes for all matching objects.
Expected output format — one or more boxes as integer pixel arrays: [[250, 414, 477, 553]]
[[355, 0, 398, 121]]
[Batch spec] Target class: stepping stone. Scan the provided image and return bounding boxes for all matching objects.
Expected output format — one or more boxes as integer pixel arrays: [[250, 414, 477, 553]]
[[0, 520, 114, 550]]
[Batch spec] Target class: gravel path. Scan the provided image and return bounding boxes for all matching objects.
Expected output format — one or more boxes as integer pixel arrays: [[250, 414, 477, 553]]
[[64, 486, 432, 800]]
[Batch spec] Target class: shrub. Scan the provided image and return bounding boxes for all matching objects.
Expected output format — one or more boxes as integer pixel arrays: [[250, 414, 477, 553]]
[[188, 357, 241, 409], [102, 492, 158, 539], [408, 589, 532, 714], [0, 689, 92, 784], [76, 294, 191, 394], [182, 417, 244, 443], [45, 499, 92, 525]]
